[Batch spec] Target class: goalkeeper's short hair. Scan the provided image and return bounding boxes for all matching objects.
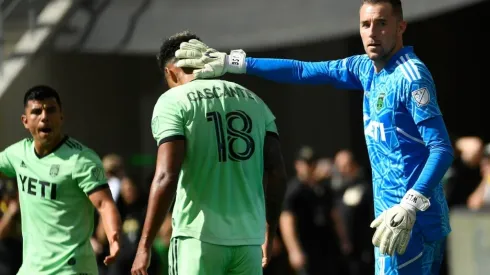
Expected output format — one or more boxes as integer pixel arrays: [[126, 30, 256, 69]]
[[361, 0, 403, 20], [157, 31, 201, 72]]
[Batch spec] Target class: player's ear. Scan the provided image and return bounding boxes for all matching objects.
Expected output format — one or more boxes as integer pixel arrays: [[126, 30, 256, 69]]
[[398, 20, 407, 35], [164, 66, 179, 88], [20, 114, 28, 129]]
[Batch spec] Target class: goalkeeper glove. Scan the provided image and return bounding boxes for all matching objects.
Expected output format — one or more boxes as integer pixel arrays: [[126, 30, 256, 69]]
[[370, 189, 430, 256], [174, 39, 247, 78]]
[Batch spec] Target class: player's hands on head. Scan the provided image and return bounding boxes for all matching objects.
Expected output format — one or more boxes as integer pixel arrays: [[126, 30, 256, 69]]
[[175, 39, 210, 62], [103, 238, 120, 265], [175, 39, 227, 79], [131, 248, 151, 275], [175, 39, 247, 78]]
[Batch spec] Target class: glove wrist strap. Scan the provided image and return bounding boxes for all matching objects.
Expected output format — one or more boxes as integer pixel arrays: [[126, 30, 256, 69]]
[[225, 50, 247, 74], [401, 189, 431, 212]]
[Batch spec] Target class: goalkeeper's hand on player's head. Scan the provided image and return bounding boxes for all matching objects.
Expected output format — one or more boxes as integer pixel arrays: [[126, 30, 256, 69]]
[[370, 189, 430, 256], [175, 39, 247, 78]]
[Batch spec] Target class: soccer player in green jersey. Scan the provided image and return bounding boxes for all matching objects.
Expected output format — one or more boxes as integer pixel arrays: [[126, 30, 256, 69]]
[[0, 85, 122, 275], [131, 31, 288, 275]]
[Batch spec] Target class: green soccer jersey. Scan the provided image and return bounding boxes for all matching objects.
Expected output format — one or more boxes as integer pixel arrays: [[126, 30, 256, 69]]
[[151, 79, 278, 246], [0, 136, 107, 275]]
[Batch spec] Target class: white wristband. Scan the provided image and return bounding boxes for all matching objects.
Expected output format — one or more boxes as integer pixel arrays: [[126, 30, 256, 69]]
[[225, 49, 247, 74], [401, 189, 431, 211]]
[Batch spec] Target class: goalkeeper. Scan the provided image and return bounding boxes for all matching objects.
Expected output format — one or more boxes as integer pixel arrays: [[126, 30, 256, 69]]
[[174, 1, 454, 274]]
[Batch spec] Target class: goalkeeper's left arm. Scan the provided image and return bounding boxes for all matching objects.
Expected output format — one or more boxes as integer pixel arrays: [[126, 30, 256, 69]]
[[410, 117, 454, 198], [370, 115, 454, 256]]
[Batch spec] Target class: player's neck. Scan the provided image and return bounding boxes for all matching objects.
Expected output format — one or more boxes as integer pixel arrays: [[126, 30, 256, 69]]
[[34, 134, 66, 157], [179, 73, 196, 85], [374, 43, 403, 73]]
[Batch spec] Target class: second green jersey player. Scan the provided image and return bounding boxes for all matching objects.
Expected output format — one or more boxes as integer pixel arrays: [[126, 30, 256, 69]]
[[0, 85, 122, 275], [131, 32, 288, 275]]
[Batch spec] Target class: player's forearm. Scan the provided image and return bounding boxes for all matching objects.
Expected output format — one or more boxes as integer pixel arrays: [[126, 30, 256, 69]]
[[98, 200, 122, 245], [138, 172, 178, 250], [264, 175, 287, 239], [279, 212, 303, 254], [413, 150, 453, 197], [263, 134, 287, 242], [413, 117, 454, 197], [246, 57, 332, 85], [0, 212, 15, 239], [246, 56, 363, 90]]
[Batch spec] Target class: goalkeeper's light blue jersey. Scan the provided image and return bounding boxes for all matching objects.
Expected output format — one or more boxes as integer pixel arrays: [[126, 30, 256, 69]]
[[358, 48, 450, 241], [247, 46, 450, 241]]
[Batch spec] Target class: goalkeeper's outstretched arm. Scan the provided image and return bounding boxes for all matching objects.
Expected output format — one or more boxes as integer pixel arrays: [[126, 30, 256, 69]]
[[175, 39, 364, 90], [246, 57, 362, 89]]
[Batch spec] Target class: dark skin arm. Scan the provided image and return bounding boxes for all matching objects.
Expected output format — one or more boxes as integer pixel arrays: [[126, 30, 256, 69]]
[[262, 134, 288, 268], [0, 197, 19, 240], [132, 140, 185, 275], [89, 188, 122, 265]]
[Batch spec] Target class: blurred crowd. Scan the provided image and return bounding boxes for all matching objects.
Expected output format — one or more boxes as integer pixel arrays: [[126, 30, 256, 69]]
[[1, 135, 490, 275]]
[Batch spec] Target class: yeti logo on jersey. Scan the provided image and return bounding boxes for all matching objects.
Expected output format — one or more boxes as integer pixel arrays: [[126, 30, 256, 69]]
[[376, 93, 385, 112], [50, 164, 60, 177], [412, 87, 430, 107], [19, 174, 57, 200]]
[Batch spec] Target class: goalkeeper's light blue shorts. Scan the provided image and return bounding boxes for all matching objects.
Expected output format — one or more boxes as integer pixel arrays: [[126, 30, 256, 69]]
[[374, 228, 446, 275]]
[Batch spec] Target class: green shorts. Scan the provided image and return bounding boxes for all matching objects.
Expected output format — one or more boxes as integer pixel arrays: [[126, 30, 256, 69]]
[[168, 237, 262, 275]]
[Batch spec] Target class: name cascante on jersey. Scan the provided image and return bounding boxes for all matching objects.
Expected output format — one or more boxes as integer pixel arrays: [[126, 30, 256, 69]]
[[186, 84, 256, 102]]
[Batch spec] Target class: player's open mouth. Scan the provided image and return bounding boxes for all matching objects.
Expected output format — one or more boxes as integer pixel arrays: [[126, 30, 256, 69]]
[[39, 128, 52, 134]]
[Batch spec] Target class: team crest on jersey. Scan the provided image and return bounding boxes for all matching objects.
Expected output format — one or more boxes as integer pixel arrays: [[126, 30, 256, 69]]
[[49, 164, 60, 177], [376, 93, 385, 112], [151, 117, 159, 135], [412, 87, 430, 107]]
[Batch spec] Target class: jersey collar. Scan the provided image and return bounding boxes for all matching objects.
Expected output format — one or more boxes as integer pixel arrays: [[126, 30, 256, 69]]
[[385, 46, 414, 71], [33, 135, 69, 159]]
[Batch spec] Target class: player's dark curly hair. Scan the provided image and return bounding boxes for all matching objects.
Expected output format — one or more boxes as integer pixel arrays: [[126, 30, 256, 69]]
[[361, 0, 403, 20], [24, 85, 62, 109], [156, 31, 201, 72]]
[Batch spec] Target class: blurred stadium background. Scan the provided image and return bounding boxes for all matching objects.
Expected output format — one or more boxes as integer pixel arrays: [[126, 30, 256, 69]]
[[0, 0, 489, 274]]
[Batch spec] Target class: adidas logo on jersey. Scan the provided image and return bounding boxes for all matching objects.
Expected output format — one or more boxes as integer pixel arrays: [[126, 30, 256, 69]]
[[20, 161, 27, 168]]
